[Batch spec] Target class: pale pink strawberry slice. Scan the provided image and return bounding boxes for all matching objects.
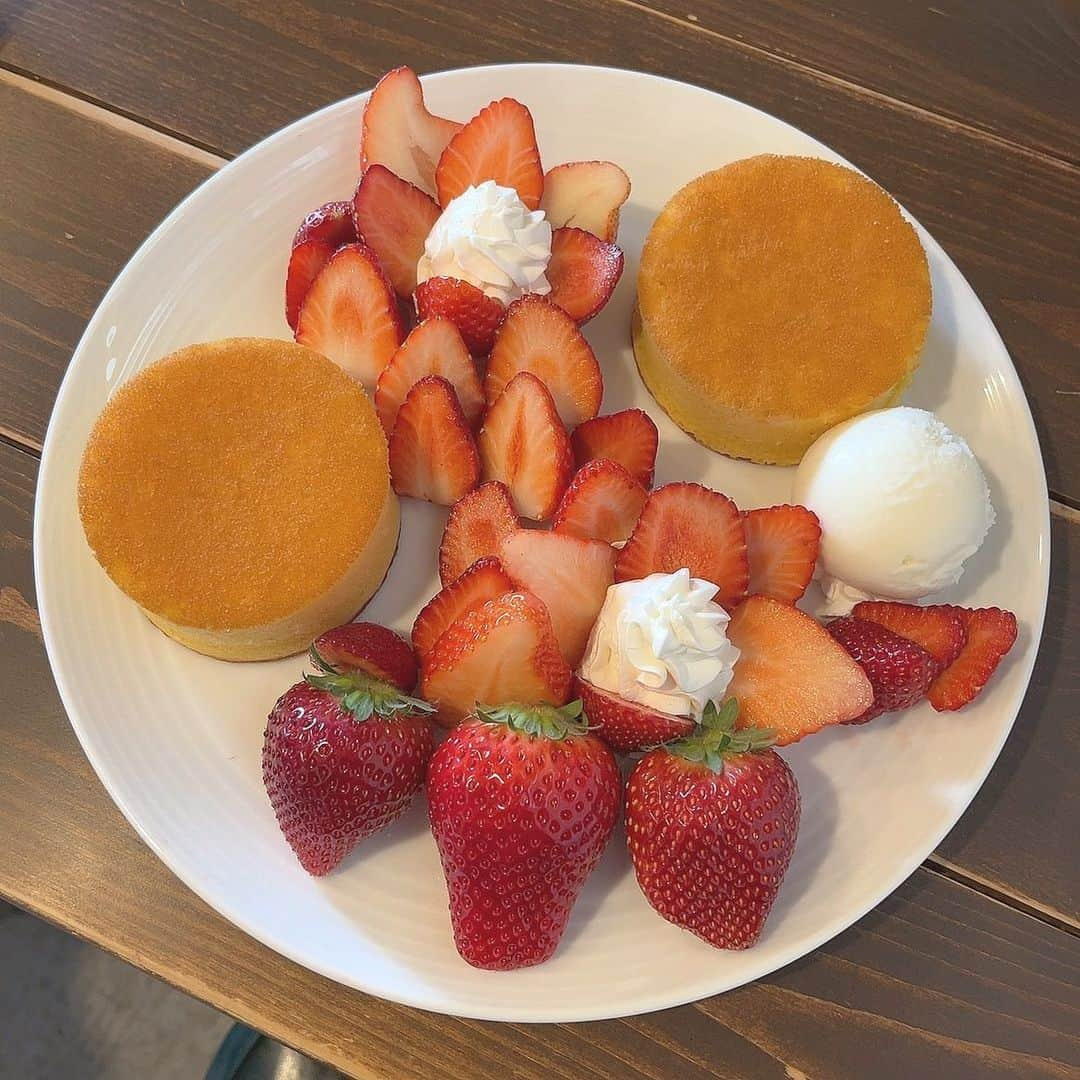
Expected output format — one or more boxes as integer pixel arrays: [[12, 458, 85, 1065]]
[[540, 162, 630, 242], [360, 66, 462, 195], [435, 97, 544, 210], [412, 555, 514, 658], [485, 294, 603, 428], [552, 459, 647, 544], [546, 227, 624, 324], [499, 529, 616, 667], [572, 409, 659, 488], [438, 481, 520, 586], [375, 318, 484, 435], [353, 164, 440, 297], [295, 243, 404, 387]]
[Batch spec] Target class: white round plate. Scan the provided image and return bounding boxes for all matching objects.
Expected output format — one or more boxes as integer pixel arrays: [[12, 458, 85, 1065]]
[[36, 64, 1049, 1022]]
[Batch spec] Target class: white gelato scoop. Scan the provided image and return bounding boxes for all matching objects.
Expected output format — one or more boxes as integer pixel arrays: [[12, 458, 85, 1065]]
[[793, 407, 995, 615]]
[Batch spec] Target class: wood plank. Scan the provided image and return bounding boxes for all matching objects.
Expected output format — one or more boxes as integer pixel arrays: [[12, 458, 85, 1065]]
[[2, 2, 1078, 502], [2, 444, 1079, 1078], [634, 0, 1080, 165]]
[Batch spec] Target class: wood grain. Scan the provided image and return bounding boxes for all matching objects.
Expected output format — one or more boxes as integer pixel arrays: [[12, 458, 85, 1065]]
[[634, 0, 1080, 164], [1, 438, 1078, 1077], [1, 1, 1078, 503]]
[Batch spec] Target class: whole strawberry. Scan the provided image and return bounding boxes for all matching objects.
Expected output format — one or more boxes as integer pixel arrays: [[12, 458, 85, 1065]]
[[426, 700, 621, 969], [626, 699, 799, 950], [263, 627, 434, 876]]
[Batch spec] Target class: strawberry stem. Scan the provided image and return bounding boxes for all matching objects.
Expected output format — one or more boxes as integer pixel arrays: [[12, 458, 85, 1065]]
[[665, 699, 775, 772], [305, 645, 433, 722], [474, 700, 589, 741]]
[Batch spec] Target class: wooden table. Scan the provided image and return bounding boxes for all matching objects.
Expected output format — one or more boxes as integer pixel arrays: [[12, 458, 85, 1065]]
[[2, 3, 1078, 1076]]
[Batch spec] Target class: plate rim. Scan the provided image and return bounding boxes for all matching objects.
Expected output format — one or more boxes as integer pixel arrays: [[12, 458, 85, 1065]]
[[33, 62, 1052, 1022]]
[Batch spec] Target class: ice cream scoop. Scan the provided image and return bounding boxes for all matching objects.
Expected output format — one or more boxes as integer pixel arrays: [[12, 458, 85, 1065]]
[[792, 407, 995, 615]]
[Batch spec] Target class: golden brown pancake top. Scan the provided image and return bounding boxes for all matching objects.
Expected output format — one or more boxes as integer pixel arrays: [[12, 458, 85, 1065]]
[[78, 338, 390, 630], [637, 155, 931, 418]]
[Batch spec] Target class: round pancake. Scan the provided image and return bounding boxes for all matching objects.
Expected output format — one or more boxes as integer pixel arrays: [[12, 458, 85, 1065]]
[[635, 155, 931, 464]]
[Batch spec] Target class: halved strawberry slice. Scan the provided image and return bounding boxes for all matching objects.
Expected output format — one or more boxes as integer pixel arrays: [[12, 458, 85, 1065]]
[[616, 483, 749, 608], [552, 459, 647, 544], [435, 97, 544, 210], [478, 372, 573, 521], [353, 164, 440, 297], [925, 606, 1017, 711], [312, 622, 418, 692], [293, 201, 358, 249], [360, 66, 462, 195], [546, 227, 624, 324], [375, 318, 484, 435], [414, 276, 505, 356], [743, 505, 821, 603], [726, 596, 874, 744], [485, 294, 603, 428], [295, 243, 404, 387], [540, 162, 631, 242], [388, 375, 479, 505], [412, 555, 514, 659], [439, 481, 520, 586], [286, 240, 335, 332], [420, 591, 572, 726], [573, 675, 693, 754], [851, 601, 967, 675], [572, 409, 659, 488]]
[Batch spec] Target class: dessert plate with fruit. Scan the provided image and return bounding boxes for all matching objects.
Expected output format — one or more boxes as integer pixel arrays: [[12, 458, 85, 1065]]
[[35, 64, 1049, 1021]]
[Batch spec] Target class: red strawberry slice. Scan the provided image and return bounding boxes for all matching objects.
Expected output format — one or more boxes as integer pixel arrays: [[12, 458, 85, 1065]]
[[546, 227, 624, 324], [438, 481, 520, 586], [478, 372, 573, 521], [552, 459, 647, 544], [388, 375, 479, 505], [540, 161, 631, 242], [353, 164, 440, 298], [295, 243, 404, 387], [572, 409, 659, 488], [743, 505, 821, 603], [375, 318, 484, 435], [616, 483, 749, 608], [435, 97, 544, 210], [360, 66, 462, 195], [420, 591, 572, 726], [726, 596, 874, 744], [292, 201, 358, 249], [286, 240, 335, 332], [498, 529, 616, 667], [312, 622, 418, 692], [573, 675, 693, 754], [926, 606, 1017, 711], [827, 616, 937, 723], [414, 276, 505, 356], [485, 294, 603, 428], [412, 555, 515, 659], [852, 601, 967, 675]]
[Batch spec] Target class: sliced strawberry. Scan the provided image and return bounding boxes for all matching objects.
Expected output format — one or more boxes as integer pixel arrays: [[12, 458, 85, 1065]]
[[312, 622, 418, 692], [498, 529, 616, 667], [375, 318, 484, 435], [414, 276, 505, 356], [286, 240, 335, 332], [616, 483, 749, 608], [539, 162, 630, 242], [827, 616, 937, 724], [573, 675, 693, 754], [292, 201, 358, 249], [852, 601, 967, 674], [726, 596, 874, 744], [478, 372, 573, 521], [572, 409, 659, 488], [926, 607, 1018, 711], [435, 97, 544, 210], [485, 294, 603, 428], [388, 375, 479, 505], [438, 481, 520, 586], [353, 164, 440, 297], [360, 66, 462, 195], [295, 243, 404, 387], [546, 227, 624, 324], [552, 459, 647, 544], [743, 505, 821, 603], [420, 591, 572, 726], [412, 555, 514, 658]]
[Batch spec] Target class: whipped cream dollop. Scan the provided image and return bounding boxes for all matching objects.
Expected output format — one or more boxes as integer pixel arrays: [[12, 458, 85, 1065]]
[[579, 569, 740, 719], [416, 181, 552, 305]]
